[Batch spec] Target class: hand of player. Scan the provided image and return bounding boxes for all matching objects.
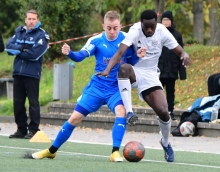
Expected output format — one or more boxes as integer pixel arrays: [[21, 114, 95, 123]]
[[95, 70, 109, 78], [180, 52, 191, 67], [62, 43, 70, 55], [137, 47, 147, 58]]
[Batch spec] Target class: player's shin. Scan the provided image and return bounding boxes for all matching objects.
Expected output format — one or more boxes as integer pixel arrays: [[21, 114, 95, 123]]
[[157, 117, 171, 147], [110, 117, 126, 162], [112, 117, 126, 149], [118, 78, 133, 113], [52, 121, 75, 150]]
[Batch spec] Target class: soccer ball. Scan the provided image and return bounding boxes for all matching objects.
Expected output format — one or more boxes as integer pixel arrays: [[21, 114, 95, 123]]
[[123, 141, 145, 162], [180, 121, 195, 137]]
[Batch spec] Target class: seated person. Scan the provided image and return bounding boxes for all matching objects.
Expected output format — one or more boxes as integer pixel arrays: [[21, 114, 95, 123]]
[[207, 73, 220, 96]]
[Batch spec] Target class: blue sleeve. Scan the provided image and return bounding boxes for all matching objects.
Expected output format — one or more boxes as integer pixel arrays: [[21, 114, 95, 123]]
[[16, 36, 49, 61], [6, 35, 23, 55], [67, 50, 89, 62], [126, 45, 139, 66]]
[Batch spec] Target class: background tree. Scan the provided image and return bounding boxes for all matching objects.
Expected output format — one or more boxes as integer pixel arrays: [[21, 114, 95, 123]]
[[208, 0, 220, 45], [1, 0, 219, 58], [193, 0, 204, 44], [154, 0, 165, 22], [0, 1, 21, 37]]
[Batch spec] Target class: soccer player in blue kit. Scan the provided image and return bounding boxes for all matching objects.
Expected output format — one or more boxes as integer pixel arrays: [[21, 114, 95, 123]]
[[32, 11, 137, 162]]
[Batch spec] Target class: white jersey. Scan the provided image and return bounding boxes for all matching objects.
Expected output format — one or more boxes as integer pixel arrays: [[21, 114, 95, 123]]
[[122, 22, 178, 71]]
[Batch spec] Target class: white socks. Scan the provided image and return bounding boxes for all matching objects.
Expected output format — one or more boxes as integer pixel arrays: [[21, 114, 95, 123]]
[[158, 117, 171, 147], [118, 78, 133, 114]]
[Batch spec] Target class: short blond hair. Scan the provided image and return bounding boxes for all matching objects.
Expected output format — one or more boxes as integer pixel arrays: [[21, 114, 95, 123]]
[[104, 11, 120, 21]]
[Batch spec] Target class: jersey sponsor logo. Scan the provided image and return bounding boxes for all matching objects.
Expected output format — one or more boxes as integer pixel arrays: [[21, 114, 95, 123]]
[[146, 52, 159, 55], [103, 56, 125, 64], [103, 56, 111, 64], [103, 44, 107, 48], [38, 39, 43, 45], [85, 43, 95, 51]]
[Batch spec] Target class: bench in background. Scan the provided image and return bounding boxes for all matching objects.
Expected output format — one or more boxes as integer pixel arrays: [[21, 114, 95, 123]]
[[0, 78, 13, 99]]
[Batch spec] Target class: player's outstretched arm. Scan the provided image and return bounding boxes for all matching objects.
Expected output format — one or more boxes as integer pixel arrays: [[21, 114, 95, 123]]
[[96, 43, 128, 77], [61, 43, 88, 62], [173, 45, 191, 67]]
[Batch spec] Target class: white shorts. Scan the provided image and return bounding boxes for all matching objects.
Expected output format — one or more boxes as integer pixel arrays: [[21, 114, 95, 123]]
[[131, 66, 163, 100]]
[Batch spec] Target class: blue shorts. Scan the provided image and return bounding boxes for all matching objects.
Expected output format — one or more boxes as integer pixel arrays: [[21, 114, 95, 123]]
[[77, 79, 123, 115]]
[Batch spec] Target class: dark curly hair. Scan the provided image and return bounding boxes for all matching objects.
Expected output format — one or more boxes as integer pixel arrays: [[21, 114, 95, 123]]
[[140, 10, 157, 22]]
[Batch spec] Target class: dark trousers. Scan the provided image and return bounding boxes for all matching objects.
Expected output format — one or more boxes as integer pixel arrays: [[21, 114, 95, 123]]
[[13, 76, 40, 134], [207, 73, 220, 96], [160, 78, 176, 112]]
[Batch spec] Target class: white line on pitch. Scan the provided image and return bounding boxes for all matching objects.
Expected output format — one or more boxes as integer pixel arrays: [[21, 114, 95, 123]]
[[1, 134, 220, 155], [0, 145, 220, 169]]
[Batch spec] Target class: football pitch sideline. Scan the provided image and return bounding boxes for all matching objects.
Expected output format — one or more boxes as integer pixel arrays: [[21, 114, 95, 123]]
[[0, 135, 219, 172]]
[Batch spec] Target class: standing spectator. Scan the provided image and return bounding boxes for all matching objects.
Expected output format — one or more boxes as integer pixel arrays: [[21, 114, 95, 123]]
[[158, 11, 187, 120], [0, 33, 4, 52], [207, 73, 220, 96], [6, 9, 50, 139]]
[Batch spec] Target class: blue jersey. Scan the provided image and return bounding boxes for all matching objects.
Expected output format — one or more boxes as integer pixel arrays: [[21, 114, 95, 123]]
[[81, 31, 133, 86], [68, 31, 134, 114]]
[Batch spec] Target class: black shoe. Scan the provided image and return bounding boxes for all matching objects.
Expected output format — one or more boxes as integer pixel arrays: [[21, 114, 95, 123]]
[[24, 131, 37, 139], [126, 112, 138, 126], [170, 112, 176, 121], [9, 130, 27, 138]]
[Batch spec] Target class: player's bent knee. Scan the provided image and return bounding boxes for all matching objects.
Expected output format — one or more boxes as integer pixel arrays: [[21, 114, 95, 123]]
[[157, 106, 170, 121], [118, 64, 130, 78], [68, 111, 85, 125], [114, 106, 126, 118]]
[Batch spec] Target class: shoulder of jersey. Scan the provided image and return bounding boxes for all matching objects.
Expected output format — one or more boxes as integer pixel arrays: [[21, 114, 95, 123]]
[[88, 33, 103, 42], [40, 28, 50, 40], [120, 31, 127, 36]]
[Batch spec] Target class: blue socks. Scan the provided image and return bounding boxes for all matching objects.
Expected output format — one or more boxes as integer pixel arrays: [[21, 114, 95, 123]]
[[50, 117, 126, 153], [112, 117, 126, 148], [52, 121, 75, 149]]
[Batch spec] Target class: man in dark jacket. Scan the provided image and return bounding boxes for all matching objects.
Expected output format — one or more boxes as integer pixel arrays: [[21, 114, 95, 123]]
[[6, 9, 50, 139], [158, 11, 186, 120], [0, 33, 4, 52]]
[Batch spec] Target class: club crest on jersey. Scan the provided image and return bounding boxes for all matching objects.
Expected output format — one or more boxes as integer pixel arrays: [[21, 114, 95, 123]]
[[151, 39, 158, 47], [30, 37, 33, 41]]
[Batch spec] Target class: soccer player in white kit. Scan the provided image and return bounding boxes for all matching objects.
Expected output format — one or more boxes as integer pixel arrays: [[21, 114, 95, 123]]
[[97, 10, 190, 162]]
